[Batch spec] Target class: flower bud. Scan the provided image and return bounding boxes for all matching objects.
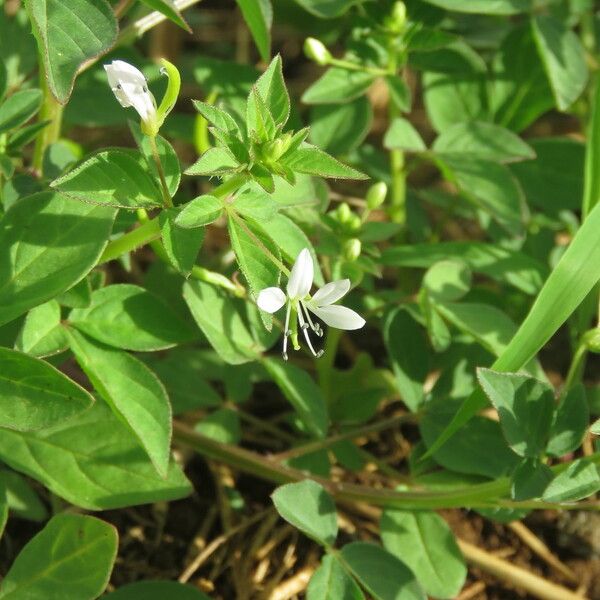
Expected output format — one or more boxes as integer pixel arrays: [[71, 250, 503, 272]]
[[343, 238, 362, 262], [390, 2, 407, 32], [348, 214, 362, 233], [366, 182, 388, 209], [304, 38, 331, 66], [584, 328, 600, 353], [337, 202, 352, 224]]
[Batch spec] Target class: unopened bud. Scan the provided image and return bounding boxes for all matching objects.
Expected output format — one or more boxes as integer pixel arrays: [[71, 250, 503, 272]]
[[366, 182, 387, 209], [304, 37, 331, 66], [344, 238, 362, 262], [391, 2, 407, 31], [348, 214, 361, 233], [584, 328, 600, 353], [337, 202, 352, 224]]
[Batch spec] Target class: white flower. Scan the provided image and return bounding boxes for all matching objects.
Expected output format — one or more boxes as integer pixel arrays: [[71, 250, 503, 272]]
[[257, 248, 365, 360], [104, 60, 158, 134]]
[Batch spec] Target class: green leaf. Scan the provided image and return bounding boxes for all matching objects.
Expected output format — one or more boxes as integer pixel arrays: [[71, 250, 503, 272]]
[[423, 260, 471, 302], [228, 214, 280, 328], [591, 418, 600, 435], [438, 155, 526, 234], [232, 183, 278, 221], [477, 369, 554, 458], [193, 100, 241, 137], [67, 329, 172, 478], [160, 210, 205, 276], [25, 0, 118, 104], [542, 459, 600, 503], [423, 71, 485, 133], [511, 458, 553, 501], [380, 241, 545, 295], [302, 68, 375, 105], [264, 358, 329, 438], [105, 581, 212, 600], [532, 15, 588, 112], [435, 302, 519, 358], [294, 0, 359, 18], [384, 118, 426, 152], [421, 0, 531, 13], [185, 147, 240, 176], [15, 300, 67, 357], [0, 513, 117, 599], [428, 200, 600, 457], [176, 195, 223, 228], [386, 75, 411, 113], [271, 480, 337, 546], [138, 0, 191, 32], [492, 25, 553, 132], [283, 144, 367, 180], [381, 510, 466, 599], [195, 408, 241, 445], [183, 279, 261, 364], [58, 277, 92, 309], [0, 478, 6, 539], [0, 400, 190, 510], [383, 308, 430, 412], [1, 469, 47, 522], [547, 384, 588, 457], [310, 96, 372, 155], [235, 0, 272, 62], [0, 346, 93, 432], [340, 542, 425, 600], [583, 79, 600, 217], [0, 196, 111, 328], [253, 55, 289, 127], [421, 398, 519, 478], [307, 555, 365, 600], [433, 121, 535, 163], [52, 149, 163, 209], [0, 89, 42, 134], [510, 138, 584, 213], [69, 284, 194, 352], [142, 349, 221, 414], [253, 213, 324, 286]]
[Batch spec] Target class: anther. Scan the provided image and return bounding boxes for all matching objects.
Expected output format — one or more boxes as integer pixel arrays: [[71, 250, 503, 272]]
[[316, 350, 324, 358], [282, 351, 288, 361]]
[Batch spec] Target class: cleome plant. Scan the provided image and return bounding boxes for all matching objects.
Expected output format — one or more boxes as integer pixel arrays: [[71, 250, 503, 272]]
[[0, 0, 599, 599]]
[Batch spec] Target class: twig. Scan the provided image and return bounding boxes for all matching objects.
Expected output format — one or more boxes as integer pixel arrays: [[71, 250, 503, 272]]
[[457, 539, 588, 600], [508, 521, 578, 584], [178, 507, 272, 583]]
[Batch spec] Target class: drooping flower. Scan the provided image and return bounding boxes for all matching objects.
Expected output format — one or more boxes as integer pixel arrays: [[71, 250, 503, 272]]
[[257, 248, 365, 360], [104, 60, 158, 136]]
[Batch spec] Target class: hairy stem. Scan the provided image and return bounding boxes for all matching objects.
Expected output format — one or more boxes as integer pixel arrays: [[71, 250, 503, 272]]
[[149, 135, 173, 208]]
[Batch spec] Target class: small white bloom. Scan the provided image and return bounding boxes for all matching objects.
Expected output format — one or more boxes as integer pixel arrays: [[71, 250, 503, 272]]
[[257, 248, 365, 360], [104, 60, 158, 134]]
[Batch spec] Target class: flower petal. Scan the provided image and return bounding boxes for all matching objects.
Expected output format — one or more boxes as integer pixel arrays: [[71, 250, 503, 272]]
[[257, 287, 287, 313], [104, 60, 147, 87], [311, 279, 350, 306], [286, 248, 313, 300], [308, 304, 365, 330]]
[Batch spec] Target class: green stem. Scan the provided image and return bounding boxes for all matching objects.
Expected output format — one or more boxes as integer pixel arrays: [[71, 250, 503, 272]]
[[99, 218, 162, 263], [386, 51, 406, 224], [564, 341, 588, 391], [100, 174, 247, 264], [149, 135, 173, 208], [191, 265, 245, 297], [316, 327, 341, 404], [272, 412, 416, 462], [173, 420, 600, 510], [329, 57, 388, 76], [33, 60, 63, 173]]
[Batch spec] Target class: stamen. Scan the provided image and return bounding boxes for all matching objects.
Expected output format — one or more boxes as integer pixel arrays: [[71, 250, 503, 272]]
[[303, 305, 323, 338], [282, 302, 291, 360], [297, 307, 322, 358]]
